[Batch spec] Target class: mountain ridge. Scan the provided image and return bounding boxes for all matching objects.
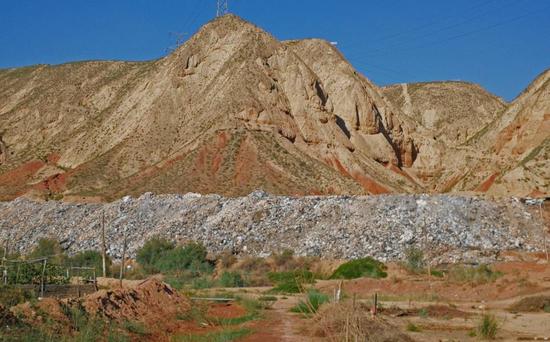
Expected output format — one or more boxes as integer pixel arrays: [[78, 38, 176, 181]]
[[0, 14, 548, 201]]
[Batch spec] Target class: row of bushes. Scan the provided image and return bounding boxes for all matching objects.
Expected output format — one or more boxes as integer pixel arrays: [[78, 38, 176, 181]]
[[3, 237, 502, 292]]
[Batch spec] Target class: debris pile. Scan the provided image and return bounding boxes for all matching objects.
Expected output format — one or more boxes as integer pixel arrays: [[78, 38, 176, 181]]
[[0, 191, 546, 263]]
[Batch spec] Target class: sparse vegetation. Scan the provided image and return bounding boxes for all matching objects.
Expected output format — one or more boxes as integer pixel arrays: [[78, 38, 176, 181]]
[[404, 247, 425, 274], [268, 270, 314, 293], [406, 322, 421, 332], [477, 313, 499, 340], [0, 286, 36, 308], [448, 264, 502, 284], [330, 257, 387, 280], [290, 289, 330, 315]]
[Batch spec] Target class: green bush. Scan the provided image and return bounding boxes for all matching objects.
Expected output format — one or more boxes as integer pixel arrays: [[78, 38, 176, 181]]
[[136, 237, 175, 274], [122, 320, 148, 336], [290, 290, 329, 315], [404, 247, 425, 274], [0, 286, 36, 307], [219, 271, 247, 288], [448, 265, 502, 284], [192, 276, 214, 289], [330, 257, 387, 280], [268, 270, 314, 293], [28, 238, 67, 264], [153, 242, 211, 275], [69, 250, 112, 276], [478, 314, 498, 339], [406, 322, 421, 332]]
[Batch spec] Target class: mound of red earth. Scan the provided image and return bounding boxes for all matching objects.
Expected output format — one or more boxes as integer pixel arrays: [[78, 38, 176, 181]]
[[10, 278, 192, 338], [82, 278, 190, 323]]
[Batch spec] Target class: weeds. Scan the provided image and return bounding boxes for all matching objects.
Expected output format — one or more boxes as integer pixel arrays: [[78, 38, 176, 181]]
[[290, 290, 330, 315], [122, 320, 148, 336], [477, 313, 498, 339], [406, 322, 421, 332], [448, 265, 502, 284], [268, 270, 314, 293]]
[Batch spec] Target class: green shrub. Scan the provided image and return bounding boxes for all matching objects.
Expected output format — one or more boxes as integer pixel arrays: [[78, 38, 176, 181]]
[[430, 269, 444, 278], [406, 322, 421, 332], [191, 276, 214, 289], [418, 308, 428, 318], [268, 270, 314, 293], [330, 257, 387, 280], [290, 290, 329, 315], [219, 271, 247, 288], [153, 242, 211, 274], [449, 265, 502, 284], [69, 250, 112, 276], [0, 286, 36, 307], [136, 237, 175, 274], [478, 314, 498, 339], [29, 238, 67, 264], [122, 320, 148, 336], [404, 247, 425, 274]]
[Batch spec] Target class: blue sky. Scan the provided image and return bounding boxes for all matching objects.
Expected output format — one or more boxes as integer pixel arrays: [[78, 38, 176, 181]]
[[1, 0, 549, 101]]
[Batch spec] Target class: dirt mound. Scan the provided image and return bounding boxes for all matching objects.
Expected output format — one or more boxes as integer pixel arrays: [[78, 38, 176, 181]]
[[83, 278, 190, 322], [509, 295, 550, 312]]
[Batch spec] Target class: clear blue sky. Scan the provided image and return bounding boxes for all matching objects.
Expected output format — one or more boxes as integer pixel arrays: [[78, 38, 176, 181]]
[[1, 0, 549, 101]]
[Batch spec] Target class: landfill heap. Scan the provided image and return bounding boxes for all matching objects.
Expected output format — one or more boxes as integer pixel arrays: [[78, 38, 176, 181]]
[[0, 191, 546, 263]]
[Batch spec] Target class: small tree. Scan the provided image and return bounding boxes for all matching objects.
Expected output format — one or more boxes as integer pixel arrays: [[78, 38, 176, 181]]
[[136, 236, 175, 274]]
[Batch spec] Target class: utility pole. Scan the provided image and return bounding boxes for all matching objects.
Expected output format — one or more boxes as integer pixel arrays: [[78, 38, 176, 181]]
[[539, 200, 549, 263], [217, 0, 228, 17], [119, 233, 127, 288], [101, 211, 107, 278]]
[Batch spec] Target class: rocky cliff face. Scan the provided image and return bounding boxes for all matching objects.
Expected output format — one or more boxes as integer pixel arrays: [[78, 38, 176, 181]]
[[0, 192, 545, 263], [382, 81, 506, 146], [443, 70, 550, 197]]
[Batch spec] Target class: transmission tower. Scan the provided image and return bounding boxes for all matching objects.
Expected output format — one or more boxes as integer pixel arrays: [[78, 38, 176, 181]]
[[216, 0, 228, 17]]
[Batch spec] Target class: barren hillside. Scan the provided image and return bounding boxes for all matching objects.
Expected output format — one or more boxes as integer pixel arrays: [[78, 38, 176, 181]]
[[382, 81, 506, 145], [0, 15, 423, 202], [0, 15, 548, 200]]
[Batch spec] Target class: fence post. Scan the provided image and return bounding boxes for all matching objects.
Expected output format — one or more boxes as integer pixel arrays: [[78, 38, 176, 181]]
[[119, 234, 127, 288], [1, 241, 6, 285], [40, 258, 47, 297]]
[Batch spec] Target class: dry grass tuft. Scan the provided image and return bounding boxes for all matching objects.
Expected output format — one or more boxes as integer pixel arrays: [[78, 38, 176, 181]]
[[312, 302, 414, 341]]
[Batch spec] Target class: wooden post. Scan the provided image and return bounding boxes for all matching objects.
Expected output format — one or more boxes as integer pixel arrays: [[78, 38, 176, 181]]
[[40, 259, 47, 297], [119, 234, 127, 288], [1, 241, 6, 285], [373, 292, 378, 316], [101, 211, 107, 278], [540, 201, 549, 263]]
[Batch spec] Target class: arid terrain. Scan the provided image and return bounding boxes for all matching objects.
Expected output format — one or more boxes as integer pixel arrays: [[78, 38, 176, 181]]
[[1, 13, 549, 342], [0, 15, 548, 201]]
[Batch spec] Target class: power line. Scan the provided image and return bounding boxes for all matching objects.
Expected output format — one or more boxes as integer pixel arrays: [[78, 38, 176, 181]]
[[362, 2, 550, 57]]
